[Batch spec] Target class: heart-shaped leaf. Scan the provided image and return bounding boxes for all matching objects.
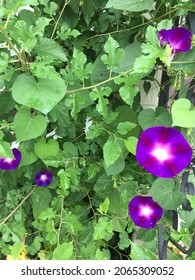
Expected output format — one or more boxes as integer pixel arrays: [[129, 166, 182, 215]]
[[12, 74, 66, 114], [14, 108, 47, 141], [34, 138, 59, 159], [172, 98, 195, 128]]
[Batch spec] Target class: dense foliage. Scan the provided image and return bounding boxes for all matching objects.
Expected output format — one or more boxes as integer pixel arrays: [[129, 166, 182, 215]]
[[0, 0, 195, 260]]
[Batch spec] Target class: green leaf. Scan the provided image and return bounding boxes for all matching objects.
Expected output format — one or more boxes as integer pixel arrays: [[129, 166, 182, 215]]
[[71, 49, 93, 81], [179, 208, 195, 228], [117, 121, 137, 135], [186, 195, 195, 209], [124, 136, 138, 155], [157, 19, 173, 31], [171, 48, 195, 71], [130, 242, 158, 260], [90, 87, 112, 117], [146, 26, 159, 45], [52, 242, 73, 260], [97, 197, 110, 214], [138, 107, 172, 130], [104, 157, 125, 176], [0, 141, 13, 158], [11, 242, 23, 260], [172, 98, 195, 128], [115, 74, 141, 107], [103, 137, 122, 167], [118, 232, 131, 250], [136, 228, 156, 242], [31, 188, 52, 219], [0, 91, 15, 115], [19, 142, 38, 167], [106, 0, 154, 12], [0, 52, 9, 72], [113, 42, 142, 73], [63, 142, 78, 158], [12, 74, 66, 115], [93, 217, 113, 240], [149, 178, 184, 210], [34, 38, 67, 61], [82, 0, 97, 25], [101, 36, 125, 69], [34, 138, 59, 159], [14, 108, 47, 141]]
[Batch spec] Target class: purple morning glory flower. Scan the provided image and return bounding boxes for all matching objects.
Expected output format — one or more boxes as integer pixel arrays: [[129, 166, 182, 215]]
[[158, 27, 192, 56], [128, 195, 163, 229], [35, 170, 53, 186], [136, 126, 192, 178], [0, 148, 21, 170]]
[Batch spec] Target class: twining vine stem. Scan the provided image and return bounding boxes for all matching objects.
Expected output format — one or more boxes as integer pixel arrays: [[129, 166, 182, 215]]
[[0, 186, 37, 226]]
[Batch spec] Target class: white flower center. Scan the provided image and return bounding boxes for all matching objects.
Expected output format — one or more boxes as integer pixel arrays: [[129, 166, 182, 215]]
[[140, 205, 153, 217], [151, 147, 170, 162], [4, 158, 14, 164], [40, 174, 47, 181]]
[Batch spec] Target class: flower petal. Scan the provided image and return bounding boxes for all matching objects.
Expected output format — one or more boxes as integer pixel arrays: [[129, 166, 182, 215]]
[[0, 148, 21, 170], [35, 170, 53, 186], [136, 126, 192, 178], [158, 27, 192, 53], [128, 196, 163, 229]]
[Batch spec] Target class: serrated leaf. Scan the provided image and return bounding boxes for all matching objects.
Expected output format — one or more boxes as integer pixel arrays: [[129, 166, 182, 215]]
[[93, 217, 113, 240], [101, 36, 125, 69], [149, 178, 184, 210], [103, 137, 122, 167], [98, 197, 110, 214], [130, 242, 158, 260], [12, 74, 66, 114], [52, 242, 73, 260], [117, 121, 137, 135], [146, 26, 159, 45], [14, 108, 47, 141], [34, 38, 67, 61], [172, 98, 195, 128], [106, 0, 154, 12]]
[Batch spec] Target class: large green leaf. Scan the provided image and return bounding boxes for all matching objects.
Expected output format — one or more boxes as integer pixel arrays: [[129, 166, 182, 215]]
[[113, 42, 142, 73], [130, 242, 158, 260], [12, 74, 66, 114], [14, 108, 47, 141], [34, 38, 67, 61], [31, 188, 52, 219], [103, 137, 122, 167], [172, 98, 195, 128], [138, 107, 172, 130], [34, 138, 59, 159], [93, 217, 113, 240], [106, 0, 154, 12], [149, 178, 184, 210], [52, 242, 73, 260]]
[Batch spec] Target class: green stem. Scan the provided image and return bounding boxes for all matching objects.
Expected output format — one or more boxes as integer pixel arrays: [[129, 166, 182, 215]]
[[0, 187, 37, 226], [51, 0, 70, 39], [0, 25, 28, 72], [66, 68, 133, 94]]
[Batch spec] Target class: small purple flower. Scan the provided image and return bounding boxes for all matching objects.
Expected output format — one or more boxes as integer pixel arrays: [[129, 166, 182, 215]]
[[0, 148, 21, 170], [158, 27, 192, 56], [35, 170, 53, 186], [136, 126, 192, 178], [128, 196, 163, 229]]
